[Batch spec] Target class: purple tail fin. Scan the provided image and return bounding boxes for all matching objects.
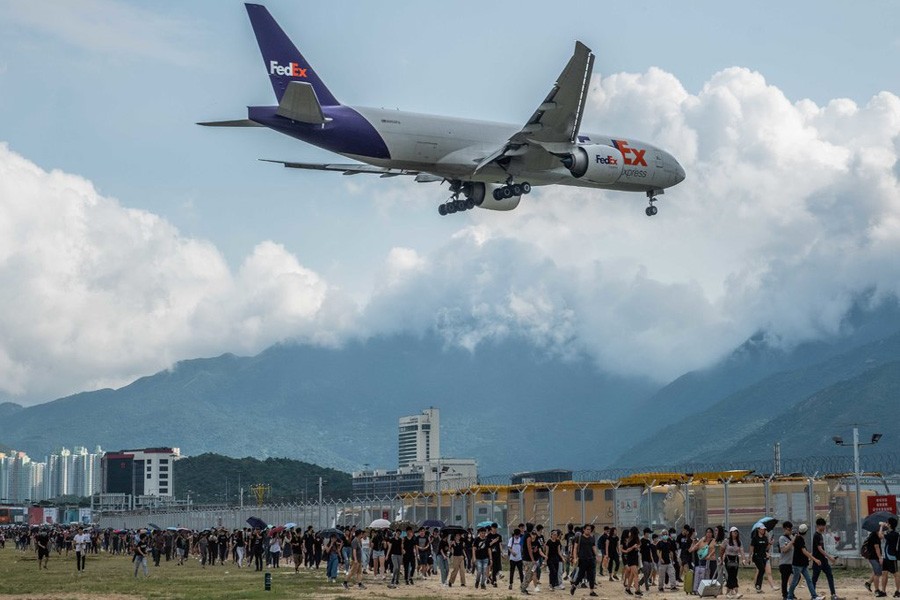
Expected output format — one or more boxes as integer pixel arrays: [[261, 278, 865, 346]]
[[245, 4, 339, 106]]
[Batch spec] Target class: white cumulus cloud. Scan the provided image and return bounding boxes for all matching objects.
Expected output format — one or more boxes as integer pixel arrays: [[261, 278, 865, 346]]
[[0, 143, 347, 402], [1, 65, 900, 403]]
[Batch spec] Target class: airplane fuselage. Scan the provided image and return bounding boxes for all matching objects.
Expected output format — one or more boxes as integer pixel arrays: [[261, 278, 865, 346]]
[[248, 104, 684, 194]]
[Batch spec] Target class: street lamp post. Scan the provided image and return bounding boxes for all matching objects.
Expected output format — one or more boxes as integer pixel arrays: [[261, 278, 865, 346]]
[[833, 427, 882, 551]]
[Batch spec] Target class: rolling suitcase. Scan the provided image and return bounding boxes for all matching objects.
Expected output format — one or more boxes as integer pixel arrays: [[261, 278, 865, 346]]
[[683, 568, 694, 594], [697, 579, 722, 597], [692, 565, 707, 594]]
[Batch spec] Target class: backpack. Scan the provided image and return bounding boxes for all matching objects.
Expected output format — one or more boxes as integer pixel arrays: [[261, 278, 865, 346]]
[[861, 540, 871, 559]]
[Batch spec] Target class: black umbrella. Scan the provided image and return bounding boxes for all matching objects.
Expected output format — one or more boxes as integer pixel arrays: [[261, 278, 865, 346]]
[[246, 517, 267, 530], [148, 522, 162, 530], [422, 519, 445, 528], [862, 511, 897, 532], [320, 528, 346, 541], [441, 525, 467, 537]]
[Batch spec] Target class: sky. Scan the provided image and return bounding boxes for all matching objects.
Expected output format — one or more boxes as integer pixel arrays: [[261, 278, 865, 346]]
[[0, 0, 899, 404]]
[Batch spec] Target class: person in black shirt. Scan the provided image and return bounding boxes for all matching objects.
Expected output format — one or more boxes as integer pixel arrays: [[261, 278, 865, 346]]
[[35, 530, 50, 570], [387, 531, 403, 588], [658, 531, 677, 591], [751, 525, 772, 592], [883, 517, 900, 598], [547, 529, 563, 590], [402, 528, 417, 585], [570, 523, 599, 597], [564, 524, 576, 581], [787, 524, 822, 600], [639, 529, 654, 591], [678, 526, 694, 576], [473, 528, 492, 589], [598, 526, 610, 577], [487, 525, 502, 587], [607, 527, 621, 581], [448, 532, 467, 587], [811, 518, 841, 600]]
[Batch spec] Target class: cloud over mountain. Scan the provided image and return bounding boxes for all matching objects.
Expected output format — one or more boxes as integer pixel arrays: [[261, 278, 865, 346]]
[[1, 65, 899, 402]]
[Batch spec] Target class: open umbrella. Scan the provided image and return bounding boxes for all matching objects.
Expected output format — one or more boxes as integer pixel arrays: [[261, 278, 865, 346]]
[[422, 519, 445, 528], [246, 517, 267, 530], [476, 521, 497, 529], [269, 526, 285, 536], [166, 526, 179, 531], [320, 528, 346, 541], [441, 525, 467, 537], [752, 517, 778, 531], [148, 523, 162, 530], [284, 522, 297, 529], [863, 511, 897, 532], [369, 518, 391, 529]]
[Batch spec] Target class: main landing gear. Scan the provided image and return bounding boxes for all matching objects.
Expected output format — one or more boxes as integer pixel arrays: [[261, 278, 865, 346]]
[[645, 189, 662, 217], [492, 181, 532, 200], [438, 180, 478, 216], [438, 198, 475, 216]]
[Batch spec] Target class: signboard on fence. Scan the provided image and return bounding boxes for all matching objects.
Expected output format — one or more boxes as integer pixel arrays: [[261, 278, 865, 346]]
[[867, 495, 898, 515], [615, 487, 643, 528]]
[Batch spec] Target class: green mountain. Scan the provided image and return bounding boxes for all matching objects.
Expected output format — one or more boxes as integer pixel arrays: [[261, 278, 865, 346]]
[[173, 453, 352, 503], [616, 330, 900, 466], [0, 334, 656, 474], [721, 360, 900, 461]]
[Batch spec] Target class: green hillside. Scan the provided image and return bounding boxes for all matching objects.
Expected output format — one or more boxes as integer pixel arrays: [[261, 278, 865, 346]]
[[174, 453, 352, 503], [722, 360, 900, 460], [616, 330, 900, 466]]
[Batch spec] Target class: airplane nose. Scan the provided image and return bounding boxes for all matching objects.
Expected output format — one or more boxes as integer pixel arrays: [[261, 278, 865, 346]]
[[672, 159, 685, 185]]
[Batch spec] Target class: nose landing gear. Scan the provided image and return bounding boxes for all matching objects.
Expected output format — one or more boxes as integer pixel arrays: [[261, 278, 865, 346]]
[[645, 189, 663, 217]]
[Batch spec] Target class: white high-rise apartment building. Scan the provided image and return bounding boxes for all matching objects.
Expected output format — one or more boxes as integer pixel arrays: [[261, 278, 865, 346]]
[[0, 445, 105, 502], [398, 407, 440, 468]]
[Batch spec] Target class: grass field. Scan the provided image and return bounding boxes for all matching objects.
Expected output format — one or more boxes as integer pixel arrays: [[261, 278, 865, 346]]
[[0, 547, 881, 600]]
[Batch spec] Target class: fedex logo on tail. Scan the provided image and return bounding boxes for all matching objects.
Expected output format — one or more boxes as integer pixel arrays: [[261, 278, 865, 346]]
[[269, 61, 308, 78]]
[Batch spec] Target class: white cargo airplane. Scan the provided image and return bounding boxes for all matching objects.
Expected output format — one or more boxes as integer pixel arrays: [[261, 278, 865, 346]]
[[200, 4, 686, 217]]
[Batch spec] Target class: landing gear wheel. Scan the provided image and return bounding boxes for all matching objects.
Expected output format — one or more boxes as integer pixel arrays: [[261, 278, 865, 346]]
[[447, 202, 457, 214], [645, 205, 658, 217], [492, 188, 503, 201], [511, 183, 523, 196], [438, 204, 447, 216], [465, 198, 476, 210], [456, 200, 465, 211], [521, 182, 532, 194], [501, 186, 514, 199]]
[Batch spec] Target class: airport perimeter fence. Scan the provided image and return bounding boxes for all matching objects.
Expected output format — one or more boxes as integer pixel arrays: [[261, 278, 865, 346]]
[[98, 453, 900, 560]]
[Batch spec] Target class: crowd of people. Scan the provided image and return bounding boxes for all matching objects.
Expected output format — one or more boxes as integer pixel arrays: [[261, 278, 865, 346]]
[[2, 515, 898, 598]]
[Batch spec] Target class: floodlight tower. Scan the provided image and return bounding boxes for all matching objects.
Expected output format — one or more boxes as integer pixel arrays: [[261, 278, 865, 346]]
[[833, 427, 882, 550]]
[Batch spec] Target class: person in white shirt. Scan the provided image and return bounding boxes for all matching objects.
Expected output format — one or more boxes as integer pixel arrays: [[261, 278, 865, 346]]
[[73, 527, 90, 572]]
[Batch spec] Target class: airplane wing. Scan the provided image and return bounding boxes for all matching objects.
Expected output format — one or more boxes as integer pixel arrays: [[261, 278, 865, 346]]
[[259, 159, 441, 181], [474, 41, 594, 173]]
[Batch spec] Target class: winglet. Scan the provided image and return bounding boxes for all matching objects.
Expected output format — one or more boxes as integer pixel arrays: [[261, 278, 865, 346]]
[[244, 4, 340, 106]]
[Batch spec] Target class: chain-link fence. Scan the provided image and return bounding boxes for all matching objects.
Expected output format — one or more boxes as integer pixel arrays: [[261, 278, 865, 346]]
[[97, 457, 899, 560]]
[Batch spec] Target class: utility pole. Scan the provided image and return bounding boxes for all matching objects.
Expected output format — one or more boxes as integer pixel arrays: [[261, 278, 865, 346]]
[[773, 442, 782, 476], [853, 427, 862, 551], [833, 426, 882, 552], [318, 477, 323, 506]]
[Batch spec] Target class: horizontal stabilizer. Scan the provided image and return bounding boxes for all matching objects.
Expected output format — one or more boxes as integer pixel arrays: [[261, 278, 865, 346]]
[[260, 159, 421, 177], [276, 81, 327, 125], [196, 119, 263, 127]]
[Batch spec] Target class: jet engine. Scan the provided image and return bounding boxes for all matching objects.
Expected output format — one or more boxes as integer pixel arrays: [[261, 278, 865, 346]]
[[561, 144, 624, 185], [472, 182, 521, 211]]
